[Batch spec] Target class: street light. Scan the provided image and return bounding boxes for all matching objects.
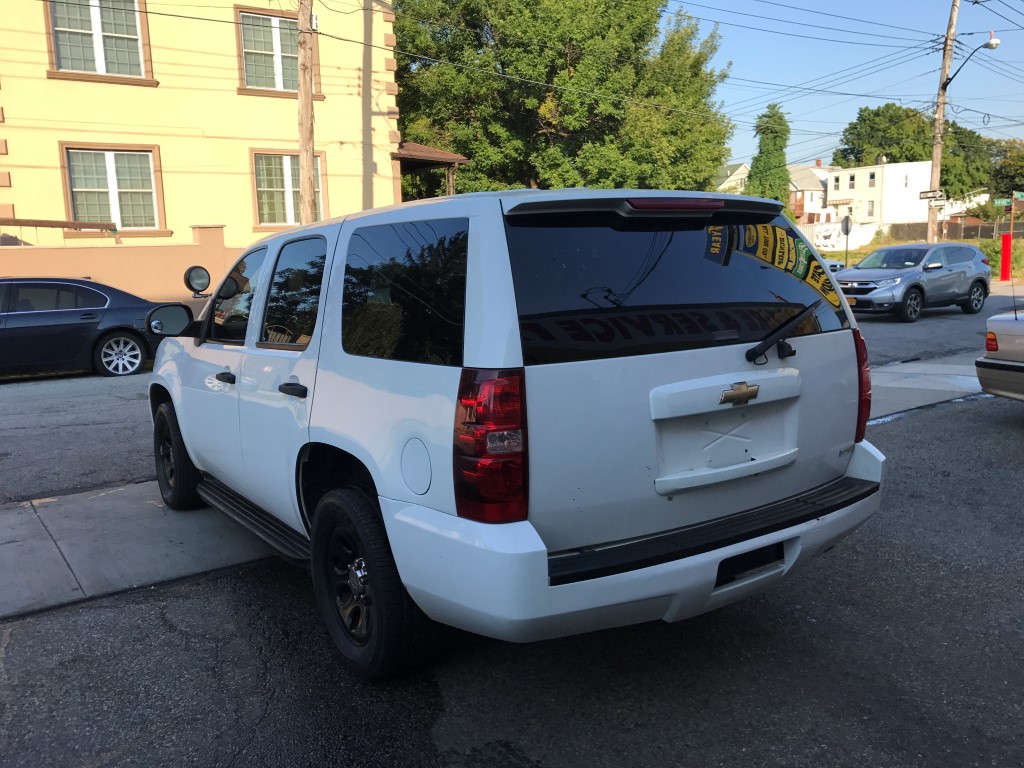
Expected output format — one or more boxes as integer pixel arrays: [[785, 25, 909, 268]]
[[927, 22, 1001, 244]]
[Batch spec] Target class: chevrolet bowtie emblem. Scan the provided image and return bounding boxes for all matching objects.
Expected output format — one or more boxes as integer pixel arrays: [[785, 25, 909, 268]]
[[720, 381, 760, 406]]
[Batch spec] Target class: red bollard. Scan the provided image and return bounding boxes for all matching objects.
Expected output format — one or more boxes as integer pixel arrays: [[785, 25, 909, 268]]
[[1001, 232, 1012, 282]]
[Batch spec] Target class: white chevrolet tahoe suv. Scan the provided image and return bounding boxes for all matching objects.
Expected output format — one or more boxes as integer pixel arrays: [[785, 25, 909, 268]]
[[146, 189, 885, 678]]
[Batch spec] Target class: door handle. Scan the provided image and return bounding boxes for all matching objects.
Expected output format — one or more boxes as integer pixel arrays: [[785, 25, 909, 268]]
[[79, 313, 98, 320], [278, 382, 308, 398], [215, 371, 236, 384]]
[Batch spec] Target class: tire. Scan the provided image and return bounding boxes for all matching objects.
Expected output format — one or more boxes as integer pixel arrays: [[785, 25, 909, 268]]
[[310, 487, 435, 679], [961, 281, 987, 314], [94, 331, 146, 376], [153, 402, 203, 510], [898, 288, 923, 323]]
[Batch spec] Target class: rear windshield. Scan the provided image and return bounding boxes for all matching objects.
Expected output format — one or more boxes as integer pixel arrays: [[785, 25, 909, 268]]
[[504, 212, 848, 365]]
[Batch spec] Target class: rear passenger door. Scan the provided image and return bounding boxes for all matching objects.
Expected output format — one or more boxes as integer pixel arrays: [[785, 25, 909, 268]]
[[923, 247, 957, 303], [237, 235, 330, 531], [945, 246, 977, 299]]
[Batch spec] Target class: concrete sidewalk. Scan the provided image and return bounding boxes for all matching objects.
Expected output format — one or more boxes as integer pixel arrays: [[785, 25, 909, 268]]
[[0, 346, 997, 622]]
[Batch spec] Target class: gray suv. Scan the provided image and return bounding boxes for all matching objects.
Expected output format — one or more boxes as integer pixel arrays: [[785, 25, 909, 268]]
[[836, 243, 991, 323]]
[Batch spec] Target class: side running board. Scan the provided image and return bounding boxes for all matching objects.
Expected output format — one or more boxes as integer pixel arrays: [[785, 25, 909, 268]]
[[197, 476, 311, 563]]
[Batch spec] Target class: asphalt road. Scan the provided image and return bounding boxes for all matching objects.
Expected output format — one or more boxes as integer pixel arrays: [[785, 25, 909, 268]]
[[856, 291, 1018, 366], [1, 396, 1022, 767], [0, 373, 153, 504]]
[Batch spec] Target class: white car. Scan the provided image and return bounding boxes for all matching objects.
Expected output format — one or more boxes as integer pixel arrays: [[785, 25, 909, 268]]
[[146, 189, 885, 678], [976, 310, 1024, 401]]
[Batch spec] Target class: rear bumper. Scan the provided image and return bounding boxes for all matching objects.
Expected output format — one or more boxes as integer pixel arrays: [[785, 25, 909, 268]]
[[382, 440, 885, 643], [976, 356, 1024, 402]]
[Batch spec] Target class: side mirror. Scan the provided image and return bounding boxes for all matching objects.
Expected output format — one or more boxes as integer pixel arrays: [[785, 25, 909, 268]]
[[184, 265, 212, 298], [923, 262, 943, 271], [146, 304, 195, 337], [217, 276, 239, 300]]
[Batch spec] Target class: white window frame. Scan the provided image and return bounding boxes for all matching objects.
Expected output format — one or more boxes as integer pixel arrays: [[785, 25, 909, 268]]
[[848, 174, 855, 190], [868, 171, 876, 188], [867, 200, 875, 217], [68, 149, 157, 230], [52, 0, 144, 76], [255, 154, 322, 225], [240, 12, 297, 91]]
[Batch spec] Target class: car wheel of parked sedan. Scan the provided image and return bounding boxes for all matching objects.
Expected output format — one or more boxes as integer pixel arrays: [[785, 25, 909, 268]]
[[961, 282, 987, 314], [311, 487, 435, 679], [898, 288, 923, 323], [94, 332, 145, 376], [153, 402, 203, 510]]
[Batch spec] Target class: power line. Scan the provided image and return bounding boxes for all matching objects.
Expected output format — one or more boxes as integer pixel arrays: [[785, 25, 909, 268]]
[[670, 1, 937, 43], [744, 0, 937, 37], [722, 46, 932, 114]]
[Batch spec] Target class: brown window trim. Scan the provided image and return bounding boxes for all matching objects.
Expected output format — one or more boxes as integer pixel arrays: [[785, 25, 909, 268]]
[[59, 141, 170, 237], [236, 87, 325, 101], [234, 5, 323, 96], [249, 148, 330, 231], [43, 0, 157, 84]]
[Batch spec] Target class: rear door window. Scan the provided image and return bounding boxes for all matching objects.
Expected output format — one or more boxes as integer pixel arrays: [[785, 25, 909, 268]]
[[10, 283, 77, 312], [504, 213, 848, 365]]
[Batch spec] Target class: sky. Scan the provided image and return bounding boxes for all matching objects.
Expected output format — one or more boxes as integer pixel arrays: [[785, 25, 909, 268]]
[[681, 0, 1024, 166]]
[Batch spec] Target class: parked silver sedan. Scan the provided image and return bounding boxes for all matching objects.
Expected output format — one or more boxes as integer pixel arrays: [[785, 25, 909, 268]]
[[835, 243, 990, 323], [976, 310, 1024, 401]]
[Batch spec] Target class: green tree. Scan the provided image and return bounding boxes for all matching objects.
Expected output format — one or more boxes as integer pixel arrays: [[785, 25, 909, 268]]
[[831, 103, 993, 198], [991, 139, 1024, 196], [394, 1, 732, 195], [745, 103, 790, 205]]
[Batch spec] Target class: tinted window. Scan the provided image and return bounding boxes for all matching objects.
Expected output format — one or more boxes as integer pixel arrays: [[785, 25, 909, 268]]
[[504, 213, 848, 365], [76, 286, 106, 309], [207, 247, 268, 343], [260, 236, 328, 347], [0, 284, 7, 313], [945, 246, 975, 265], [342, 219, 468, 366], [11, 283, 77, 312]]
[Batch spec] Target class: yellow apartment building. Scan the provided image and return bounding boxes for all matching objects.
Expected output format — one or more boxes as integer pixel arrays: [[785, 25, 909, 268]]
[[0, 0, 423, 301]]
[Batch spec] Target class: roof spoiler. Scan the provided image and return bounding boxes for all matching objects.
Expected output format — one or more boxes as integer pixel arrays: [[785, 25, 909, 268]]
[[503, 196, 783, 221]]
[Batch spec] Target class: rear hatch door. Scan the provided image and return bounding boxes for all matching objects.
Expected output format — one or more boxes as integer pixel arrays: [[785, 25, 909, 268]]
[[503, 196, 859, 553]]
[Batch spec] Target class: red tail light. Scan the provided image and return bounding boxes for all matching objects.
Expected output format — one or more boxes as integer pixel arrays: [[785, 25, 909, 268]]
[[453, 368, 527, 523], [854, 330, 871, 443], [986, 331, 999, 352], [982, 257, 990, 266]]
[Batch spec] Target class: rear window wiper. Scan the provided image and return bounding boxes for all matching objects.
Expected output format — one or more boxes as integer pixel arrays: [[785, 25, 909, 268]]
[[745, 299, 823, 363]]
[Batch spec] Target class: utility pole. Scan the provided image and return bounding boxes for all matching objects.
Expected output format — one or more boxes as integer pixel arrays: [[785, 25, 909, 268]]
[[927, 0, 959, 244], [297, 0, 316, 225]]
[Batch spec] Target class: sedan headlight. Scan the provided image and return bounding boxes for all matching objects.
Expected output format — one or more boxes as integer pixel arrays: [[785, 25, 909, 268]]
[[874, 277, 902, 287]]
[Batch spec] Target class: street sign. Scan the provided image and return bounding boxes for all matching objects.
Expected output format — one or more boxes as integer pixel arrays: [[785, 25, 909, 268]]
[[994, 198, 1011, 207], [1014, 191, 1024, 200], [920, 190, 945, 200], [928, 199, 946, 208], [840, 215, 853, 235]]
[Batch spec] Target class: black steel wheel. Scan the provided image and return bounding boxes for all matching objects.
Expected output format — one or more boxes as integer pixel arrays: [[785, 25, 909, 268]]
[[153, 402, 203, 510], [898, 288, 923, 323], [961, 282, 987, 314], [310, 487, 435, 679]]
